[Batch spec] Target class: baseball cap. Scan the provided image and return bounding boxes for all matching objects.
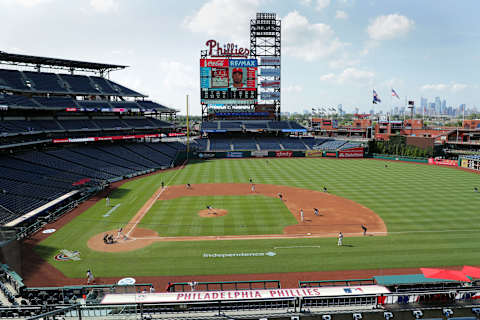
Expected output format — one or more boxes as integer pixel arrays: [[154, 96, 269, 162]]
[[232, 68, 243, 74]]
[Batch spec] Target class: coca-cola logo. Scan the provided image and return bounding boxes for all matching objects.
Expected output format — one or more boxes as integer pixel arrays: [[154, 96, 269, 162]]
[[207, 60, 226, 67]]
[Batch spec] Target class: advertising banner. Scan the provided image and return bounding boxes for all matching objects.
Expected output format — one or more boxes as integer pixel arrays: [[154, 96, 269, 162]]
[[338, 150, 364, 158], [261, 68, 280, 77], [52, 134, 161, 144], [102, 285, 390, 304], [260, 57, 281, 66], [251, 150, 269, 158], [275, 151, 293, 158], [325, 152, 338, 157], [260, 80, 281, 88], [461, 159, 469, 168], [227, 152, 245, 158], [198, 153, 216, 159], [200, 59, 229, 68], [305, 150, 324, 158], [260, 92, 281, 100], [428, 158, 458, 166], [229, 59, 258, 68]]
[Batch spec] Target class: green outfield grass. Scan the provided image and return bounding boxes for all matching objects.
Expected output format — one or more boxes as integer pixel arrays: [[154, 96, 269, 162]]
[[35, 158, 480, 278], [139, 195, 296, 236]]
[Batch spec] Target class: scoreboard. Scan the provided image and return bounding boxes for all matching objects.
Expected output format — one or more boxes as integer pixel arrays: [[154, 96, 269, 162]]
[[200, 58, 257, 105]]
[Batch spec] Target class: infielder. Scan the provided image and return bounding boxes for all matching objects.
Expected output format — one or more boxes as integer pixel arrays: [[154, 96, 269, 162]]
[[314, 208, 319, 216], [337, 232, 343, 246], [251, 184, 255, 192], [300, 209, 304, 222], [361, 224, 367, 236]]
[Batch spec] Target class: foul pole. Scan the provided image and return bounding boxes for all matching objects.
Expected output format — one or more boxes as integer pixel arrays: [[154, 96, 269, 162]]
[[186, 94, 190, 160]]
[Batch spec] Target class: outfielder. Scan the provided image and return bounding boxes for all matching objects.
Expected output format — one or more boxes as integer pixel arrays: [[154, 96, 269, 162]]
[[337, 232, 343, 246]]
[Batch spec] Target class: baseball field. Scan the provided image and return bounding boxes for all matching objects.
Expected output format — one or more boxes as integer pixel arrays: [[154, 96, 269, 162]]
[[31, 158, 480, 284]]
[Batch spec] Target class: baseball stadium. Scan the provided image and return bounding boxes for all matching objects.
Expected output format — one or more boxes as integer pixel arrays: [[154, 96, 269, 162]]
[[1, 9, 480, 320]]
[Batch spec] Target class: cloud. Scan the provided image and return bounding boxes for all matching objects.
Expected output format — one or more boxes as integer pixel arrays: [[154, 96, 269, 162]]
[[328, 56, 358, 69], [320, 67, 374, 84], [315, 0, 330, 11], [283, 11, 345, 61], [0, 0, 52, 7], [421, 83, 469, 92], [284, 85, 304, 93], [335, 10, 348, 19], [184, 0, 259, 42], [89, 0, 118, 13], [157, 60, 197, 92], [299, 0, 330, 10], [360, 40, 379, 56], [367, 14, 414, 41]]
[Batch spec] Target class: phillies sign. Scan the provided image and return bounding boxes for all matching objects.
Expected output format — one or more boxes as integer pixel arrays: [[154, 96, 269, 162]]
[[205, 40, 250, 57]]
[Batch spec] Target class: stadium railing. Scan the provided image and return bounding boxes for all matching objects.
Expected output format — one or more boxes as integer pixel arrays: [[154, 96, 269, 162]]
[[299, 279, 376, 288], [169, 280, 281, 292]]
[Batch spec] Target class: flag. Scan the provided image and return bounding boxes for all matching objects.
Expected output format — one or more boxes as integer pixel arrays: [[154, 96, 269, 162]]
[[373, 89, 381, 104], [391, 88, 400, 99]]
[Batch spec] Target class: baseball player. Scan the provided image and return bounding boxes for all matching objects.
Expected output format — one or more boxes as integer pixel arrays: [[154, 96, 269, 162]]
[[161, 181, 164, 189], [189, 281, 197, 291], [86, 269, 95, 285], [314, 208, 319, 216], [186, 183, 192, 189], [337, 232, 343, 246], [106, 196, 110, 207], [206, 205, 216, 214], [278, 193, 283, 201], [116, 227, 123, 240], [300, 209, 304, 222], [361, 224, 367, 236], [251, 184, 255, 192], [323, 186, 328, 193]]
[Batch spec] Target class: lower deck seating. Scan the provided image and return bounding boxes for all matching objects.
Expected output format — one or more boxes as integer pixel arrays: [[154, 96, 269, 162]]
[[0, 142, 180, 225]]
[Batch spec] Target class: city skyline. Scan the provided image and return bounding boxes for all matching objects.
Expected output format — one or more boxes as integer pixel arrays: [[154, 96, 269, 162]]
[[1, 0, 479, 115]]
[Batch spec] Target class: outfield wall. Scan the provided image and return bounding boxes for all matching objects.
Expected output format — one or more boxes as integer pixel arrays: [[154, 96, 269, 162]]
[[190, 148, 364, 159]]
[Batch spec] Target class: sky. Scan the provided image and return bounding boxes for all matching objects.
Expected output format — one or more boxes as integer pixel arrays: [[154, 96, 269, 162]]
[[0, 0, 479, 115]]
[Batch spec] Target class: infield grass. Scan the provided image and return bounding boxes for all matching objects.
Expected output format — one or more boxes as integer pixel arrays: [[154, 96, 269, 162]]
[[35, 158, 480, 278], [140, 195, 296, 236]]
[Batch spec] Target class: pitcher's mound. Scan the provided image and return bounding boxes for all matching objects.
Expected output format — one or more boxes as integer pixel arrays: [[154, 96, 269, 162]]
[[198, 209, 228, 218]]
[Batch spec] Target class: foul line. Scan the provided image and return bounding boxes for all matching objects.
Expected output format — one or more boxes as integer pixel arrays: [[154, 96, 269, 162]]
[[274, 245, 321, 249], [125, 162, 186, 237], [103, 204, 121, 217]]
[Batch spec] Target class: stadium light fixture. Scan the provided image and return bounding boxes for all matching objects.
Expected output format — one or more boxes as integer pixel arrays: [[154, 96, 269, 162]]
[[443, 308, 453, 318], [384, 312, 394, 320], [412, 310, 423, 319], [353, 313, 362, 320]]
